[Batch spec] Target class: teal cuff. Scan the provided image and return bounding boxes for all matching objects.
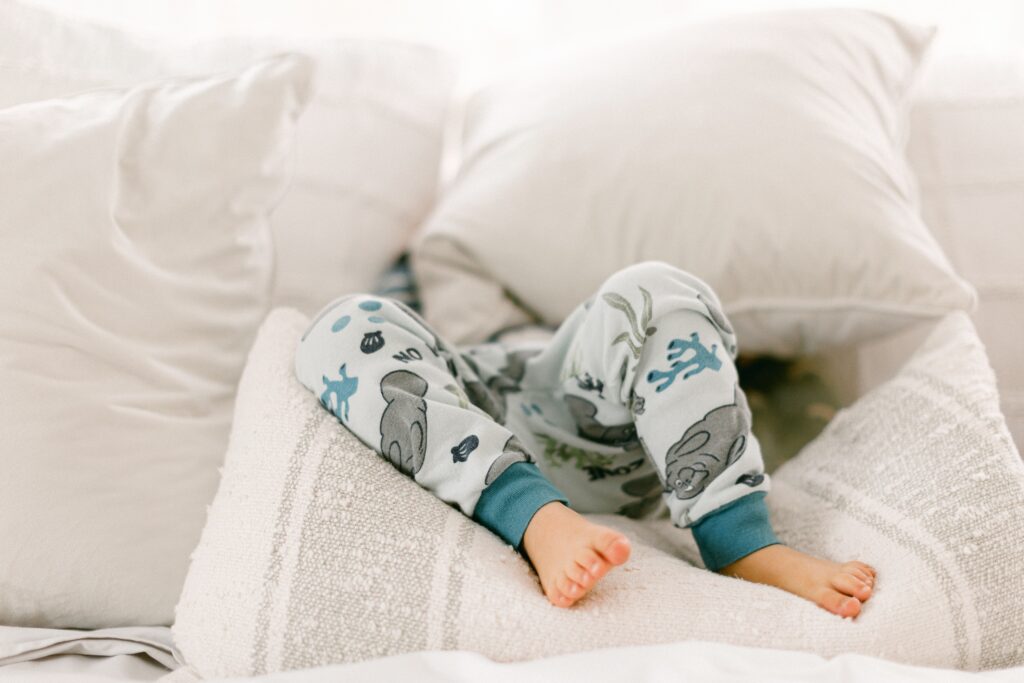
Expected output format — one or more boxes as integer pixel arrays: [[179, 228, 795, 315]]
[[690, 491, 779, 572], [473, 461, 569, 550]]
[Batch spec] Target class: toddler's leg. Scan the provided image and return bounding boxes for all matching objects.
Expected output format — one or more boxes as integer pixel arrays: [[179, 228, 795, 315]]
[[548, 262, 876, 616], [295, 292, 637, 606], [295, 294, 570, 550]]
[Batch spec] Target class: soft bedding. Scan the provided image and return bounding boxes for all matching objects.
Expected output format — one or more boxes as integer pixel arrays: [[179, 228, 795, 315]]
[[172, 307, 1023, 678], [1, 290, 1020, 683], [0, 55, 311, 629], [1, 657, 167, 682], [163, 646, 1024, 683], [0, 627, 178, 670], [4, 639, 1024, 683]]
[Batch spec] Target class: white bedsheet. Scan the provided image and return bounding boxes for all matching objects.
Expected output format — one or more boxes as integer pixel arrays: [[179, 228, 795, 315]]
[[197, 645, 1024, 683], [3, 627, 1024, 683], [0, 654, 168, 682], [0, 625, 179, 680]]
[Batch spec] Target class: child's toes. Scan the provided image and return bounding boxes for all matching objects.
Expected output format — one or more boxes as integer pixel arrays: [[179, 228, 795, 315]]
[[850, 561, 877, 579], [574, 547, 609, 581], [544, 581, 573, 608], [550, 591, 573, 608], [595, 530, 631, 566], [556, 575, 585, 604], [849, 566, 874, 586], [831, 572, 872, 602], [817, 588, 862, 618], [566, 561, 596, 590]]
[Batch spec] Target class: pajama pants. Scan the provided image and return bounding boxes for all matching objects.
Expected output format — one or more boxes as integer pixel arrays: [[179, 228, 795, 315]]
[[294, 262, 778, 571]]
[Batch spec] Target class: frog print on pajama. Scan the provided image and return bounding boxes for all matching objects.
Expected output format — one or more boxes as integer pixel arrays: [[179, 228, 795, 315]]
[[646, 331, 723, 392], [294, 262, 772, 561]]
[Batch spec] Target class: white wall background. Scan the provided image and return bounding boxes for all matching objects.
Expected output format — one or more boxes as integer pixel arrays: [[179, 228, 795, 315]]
[[23, 0, 1024, 87]]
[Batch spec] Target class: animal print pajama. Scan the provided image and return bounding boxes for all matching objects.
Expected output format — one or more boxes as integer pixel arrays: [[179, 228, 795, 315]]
[[294, 262, 778, 571]]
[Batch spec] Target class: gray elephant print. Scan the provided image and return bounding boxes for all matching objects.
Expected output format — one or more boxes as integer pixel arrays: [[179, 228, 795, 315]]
[[664, 386, 751, 500], [485, 435, 533, 485], [379, 370, 429, 476], [461, 349, 538, 424], [564, 394, 639, 449], [459, 353, 505, 423], [617, 472, 665, 519]]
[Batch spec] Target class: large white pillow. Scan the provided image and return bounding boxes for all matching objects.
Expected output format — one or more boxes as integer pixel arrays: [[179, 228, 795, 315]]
[[0, 55, 311, 628], [1, 0, 454, 314], [173, 308, 1024, 677], [413, 9, 977, 354]]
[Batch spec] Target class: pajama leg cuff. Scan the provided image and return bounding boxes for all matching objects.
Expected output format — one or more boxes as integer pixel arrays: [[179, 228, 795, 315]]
[[473, 461, 570, 551], [690, 491, 779, 572]]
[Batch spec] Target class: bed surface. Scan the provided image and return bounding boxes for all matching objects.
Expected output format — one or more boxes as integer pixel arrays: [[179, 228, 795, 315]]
[[3, 627, 1024, 683]]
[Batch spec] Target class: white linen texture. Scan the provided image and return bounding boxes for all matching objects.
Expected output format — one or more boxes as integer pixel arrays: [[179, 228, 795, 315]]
[[173, 308, 1024, 678], [0, 0, 455, 315], [0, 55, 311, 628], [413, 9, 977, 353]]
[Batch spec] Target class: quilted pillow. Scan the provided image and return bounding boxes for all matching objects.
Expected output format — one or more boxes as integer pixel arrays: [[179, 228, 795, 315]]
[[173, 309, 1024, 677]]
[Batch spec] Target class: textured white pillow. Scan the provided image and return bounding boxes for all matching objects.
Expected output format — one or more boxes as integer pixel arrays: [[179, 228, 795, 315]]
[[414, 9, 977, 354], [0, 55, 311, 628], [173, 308, 1024, 678], [0, 0, 454, 314]]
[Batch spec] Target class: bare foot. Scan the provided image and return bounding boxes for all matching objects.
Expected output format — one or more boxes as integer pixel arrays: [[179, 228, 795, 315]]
[[521, 502, 632, 607], [720, 544, 877, 618]]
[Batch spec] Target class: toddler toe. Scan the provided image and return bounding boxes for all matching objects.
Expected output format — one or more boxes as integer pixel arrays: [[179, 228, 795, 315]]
[[818, 589, 862, 618], [831, 572, 872, 602], [850, 566, 873, 586], [851, 561, 877, 579], [547, 587, 573, 608], [596, 531, 631, 566], [575, 547, 607, 580], [557, 575, 585, 602], [566, 562, 595, 589]]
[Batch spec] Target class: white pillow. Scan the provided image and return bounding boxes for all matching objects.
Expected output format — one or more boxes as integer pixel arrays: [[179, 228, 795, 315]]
[[0, 0, 455, 314], [173, 308, 1024, 677], [0, 55, 311, 628], [414, 9, 977, 354]]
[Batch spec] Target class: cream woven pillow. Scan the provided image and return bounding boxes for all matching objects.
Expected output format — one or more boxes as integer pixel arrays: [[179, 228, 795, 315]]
[[173, 309, 1024, 678]]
